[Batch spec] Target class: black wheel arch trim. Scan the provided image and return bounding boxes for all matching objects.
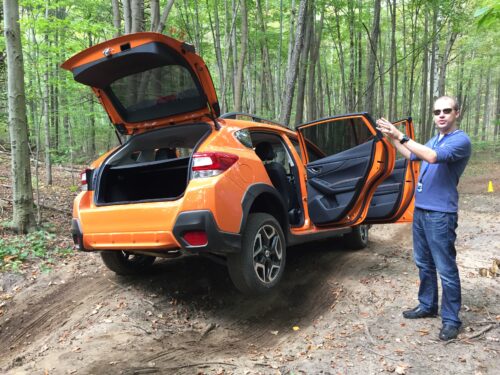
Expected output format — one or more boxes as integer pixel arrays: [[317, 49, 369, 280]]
[[240, 183, 289, 236]]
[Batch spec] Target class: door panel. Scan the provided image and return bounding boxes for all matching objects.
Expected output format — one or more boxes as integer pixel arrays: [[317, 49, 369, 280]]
[[307, 141, 373, 224], [297, 113, 395, 228], [365, 118, 418, 224]]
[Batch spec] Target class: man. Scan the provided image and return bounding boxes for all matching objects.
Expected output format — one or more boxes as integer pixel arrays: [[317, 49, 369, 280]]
[[376, 96, 471, 341]]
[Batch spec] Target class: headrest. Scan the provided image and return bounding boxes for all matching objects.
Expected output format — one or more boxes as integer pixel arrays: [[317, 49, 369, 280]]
[[255, 142, 275, 161]]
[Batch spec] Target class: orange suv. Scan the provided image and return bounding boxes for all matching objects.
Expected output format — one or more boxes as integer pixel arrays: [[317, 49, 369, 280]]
[[64, 33, 418, 294]]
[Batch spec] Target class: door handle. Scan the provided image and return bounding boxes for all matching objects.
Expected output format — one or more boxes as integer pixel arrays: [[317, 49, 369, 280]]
[[308, 167, 322, 173]]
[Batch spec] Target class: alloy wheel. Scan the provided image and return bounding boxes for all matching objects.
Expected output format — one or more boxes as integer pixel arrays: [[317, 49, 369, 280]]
[[252, 224, 284, 284]]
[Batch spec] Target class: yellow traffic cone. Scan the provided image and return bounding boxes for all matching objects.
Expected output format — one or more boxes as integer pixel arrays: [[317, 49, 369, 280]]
[[488, 181, 494, 193]]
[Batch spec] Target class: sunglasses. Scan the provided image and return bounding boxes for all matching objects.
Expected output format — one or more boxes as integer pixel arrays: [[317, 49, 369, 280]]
[[433, 108, 453, 116]]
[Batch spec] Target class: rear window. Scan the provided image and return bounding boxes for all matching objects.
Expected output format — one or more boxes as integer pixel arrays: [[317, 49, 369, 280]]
[[109, 64, 206, 123]]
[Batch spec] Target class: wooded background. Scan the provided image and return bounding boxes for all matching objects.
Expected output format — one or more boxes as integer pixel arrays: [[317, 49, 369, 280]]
[[0, 0, 498, 168]]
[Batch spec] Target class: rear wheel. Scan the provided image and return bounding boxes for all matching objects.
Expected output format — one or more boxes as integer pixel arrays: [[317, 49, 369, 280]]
[[101, 251, 156, 275], [343, 224, 369, 250], [227, 213, 286, 294]]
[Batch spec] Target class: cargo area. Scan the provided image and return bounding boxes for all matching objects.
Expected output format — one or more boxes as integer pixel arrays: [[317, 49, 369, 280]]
[[95, 123, 211, 204]]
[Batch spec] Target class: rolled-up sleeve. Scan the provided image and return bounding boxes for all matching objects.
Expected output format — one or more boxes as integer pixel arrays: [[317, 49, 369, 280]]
[[435, 136, 472, 163]]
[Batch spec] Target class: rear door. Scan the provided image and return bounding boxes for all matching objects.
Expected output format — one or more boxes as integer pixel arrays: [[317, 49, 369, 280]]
[[296, 113, 395, 228], [364, 118, 418, 223]]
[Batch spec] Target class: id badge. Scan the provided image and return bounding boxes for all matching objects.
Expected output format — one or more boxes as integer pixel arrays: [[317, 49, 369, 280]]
[[417, 182, 423, 193]]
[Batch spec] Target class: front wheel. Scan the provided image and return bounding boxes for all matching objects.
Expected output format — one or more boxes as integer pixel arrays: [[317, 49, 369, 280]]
[[343, 224, 369, 250], [100, 251, 156, 275], [227, 213, 286, 294]]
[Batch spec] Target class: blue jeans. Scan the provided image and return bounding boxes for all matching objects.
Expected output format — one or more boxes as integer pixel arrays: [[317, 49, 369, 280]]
[[413, 208, 461, 328]]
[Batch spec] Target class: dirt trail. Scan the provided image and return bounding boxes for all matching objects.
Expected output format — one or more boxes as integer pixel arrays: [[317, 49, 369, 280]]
[[0, 161, 499, 374]]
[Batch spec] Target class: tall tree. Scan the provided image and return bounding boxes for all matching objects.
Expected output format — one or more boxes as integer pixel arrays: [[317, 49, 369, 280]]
[[233, 0, 247, 112], [364, 0, 381, 115], [112, 0, 121, 37], [279, 0, 308, 126], [3, 0, 36, 233]]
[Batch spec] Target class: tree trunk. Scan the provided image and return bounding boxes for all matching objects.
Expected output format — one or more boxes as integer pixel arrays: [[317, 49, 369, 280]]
[[481, 67, 491, 141], [122, 0, 131, 34], [156, 0, 175, 33], [233, 0, 247, 112], [207, 0, 224, 93], [279, 0, 307, 126], [307, 6, 323, 122], [43, 2, 52, 185], [131, 0, 144, 33], [112, 0, 121, 36], [220, 0, 239, 113], [294, 1, 312, 125], [401, 0, 407, 113], [437, 30, 458, 97], [256, 0, 276, 117], [388, 0, 396, 119], [407, 4, 420, 116], [150, 0, 159, 32], [286, 0, 297, 82], [3, 0, 36, 233], [473, 70, 483, 139], [377, 29, 385, 116], [426, 5, 438, 140], [419, 10, 429, 143], [456, 53, 465, 126], [356, 0, 363, 112], [332, 4, 348, 111], [276, 0, 284, 111], [495, 80, 500, 143], [365, 0, 381, 115], [347, 1, 355, 111]]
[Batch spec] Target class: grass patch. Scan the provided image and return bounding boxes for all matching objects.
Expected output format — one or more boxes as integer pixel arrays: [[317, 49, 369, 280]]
[[0, 231, 73, 272]]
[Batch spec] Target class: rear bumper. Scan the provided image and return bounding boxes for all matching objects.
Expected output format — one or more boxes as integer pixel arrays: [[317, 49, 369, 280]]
[[71, 210, 241, 254], [173, 210, 241, 254]]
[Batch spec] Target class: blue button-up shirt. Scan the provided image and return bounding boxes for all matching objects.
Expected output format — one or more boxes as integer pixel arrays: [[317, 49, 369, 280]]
[[410, 130, 471, 213]]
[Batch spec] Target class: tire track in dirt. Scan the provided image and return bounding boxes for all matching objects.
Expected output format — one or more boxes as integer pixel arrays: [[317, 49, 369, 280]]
[[0, 274, 116, 363], [133, 242, 384, 371]]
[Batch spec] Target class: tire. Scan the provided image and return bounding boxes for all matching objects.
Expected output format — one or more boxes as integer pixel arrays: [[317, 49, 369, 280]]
[[100, 251, 156, 275], [227, 213, 286, 294], [343, 224, 369, 250]]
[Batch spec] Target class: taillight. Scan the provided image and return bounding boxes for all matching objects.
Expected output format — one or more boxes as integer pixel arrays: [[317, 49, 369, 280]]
[[191, 152, 238, 178], [80, 169, 93, 191], [183, 231, 208, 246]]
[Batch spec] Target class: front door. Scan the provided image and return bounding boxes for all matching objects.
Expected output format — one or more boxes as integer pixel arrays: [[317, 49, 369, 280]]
[[364, 118, 419, 223], [296, 113, 395, 227]]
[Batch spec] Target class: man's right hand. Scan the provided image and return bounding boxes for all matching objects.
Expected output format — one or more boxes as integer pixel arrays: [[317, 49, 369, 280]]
[[376, 117, 404, 141]]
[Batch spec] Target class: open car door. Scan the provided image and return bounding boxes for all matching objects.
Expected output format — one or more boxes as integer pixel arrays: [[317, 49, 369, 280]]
[[296, 113, 395, 228], [364, 118, 419, 224]]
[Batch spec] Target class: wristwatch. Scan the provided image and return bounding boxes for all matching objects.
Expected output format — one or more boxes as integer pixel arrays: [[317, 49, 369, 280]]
[[400, 135, 410, 144]]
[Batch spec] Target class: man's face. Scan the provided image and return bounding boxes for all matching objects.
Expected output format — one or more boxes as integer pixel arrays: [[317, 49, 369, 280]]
[[433, 97, 459, 133]]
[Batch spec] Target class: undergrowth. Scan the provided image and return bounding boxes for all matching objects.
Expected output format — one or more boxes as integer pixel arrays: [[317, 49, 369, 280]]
[[0, 230, 73, 272]]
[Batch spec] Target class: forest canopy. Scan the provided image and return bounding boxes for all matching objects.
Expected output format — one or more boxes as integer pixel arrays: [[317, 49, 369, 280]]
[[0, 0, 498, 164]]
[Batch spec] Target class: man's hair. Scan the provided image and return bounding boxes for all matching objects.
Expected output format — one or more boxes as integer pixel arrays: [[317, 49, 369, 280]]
[[435, 96, 460, 111]]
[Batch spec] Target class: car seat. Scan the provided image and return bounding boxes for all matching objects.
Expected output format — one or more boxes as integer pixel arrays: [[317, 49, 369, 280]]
[[156, 147, 177, 160], [255, 142, 293, 210]]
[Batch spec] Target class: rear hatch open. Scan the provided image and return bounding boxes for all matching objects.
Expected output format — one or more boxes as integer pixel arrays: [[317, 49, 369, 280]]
[[61, 32, 220, 135]]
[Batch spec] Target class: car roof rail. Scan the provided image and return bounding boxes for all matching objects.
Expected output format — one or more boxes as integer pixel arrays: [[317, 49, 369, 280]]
[[220, 112, 288, 128]]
